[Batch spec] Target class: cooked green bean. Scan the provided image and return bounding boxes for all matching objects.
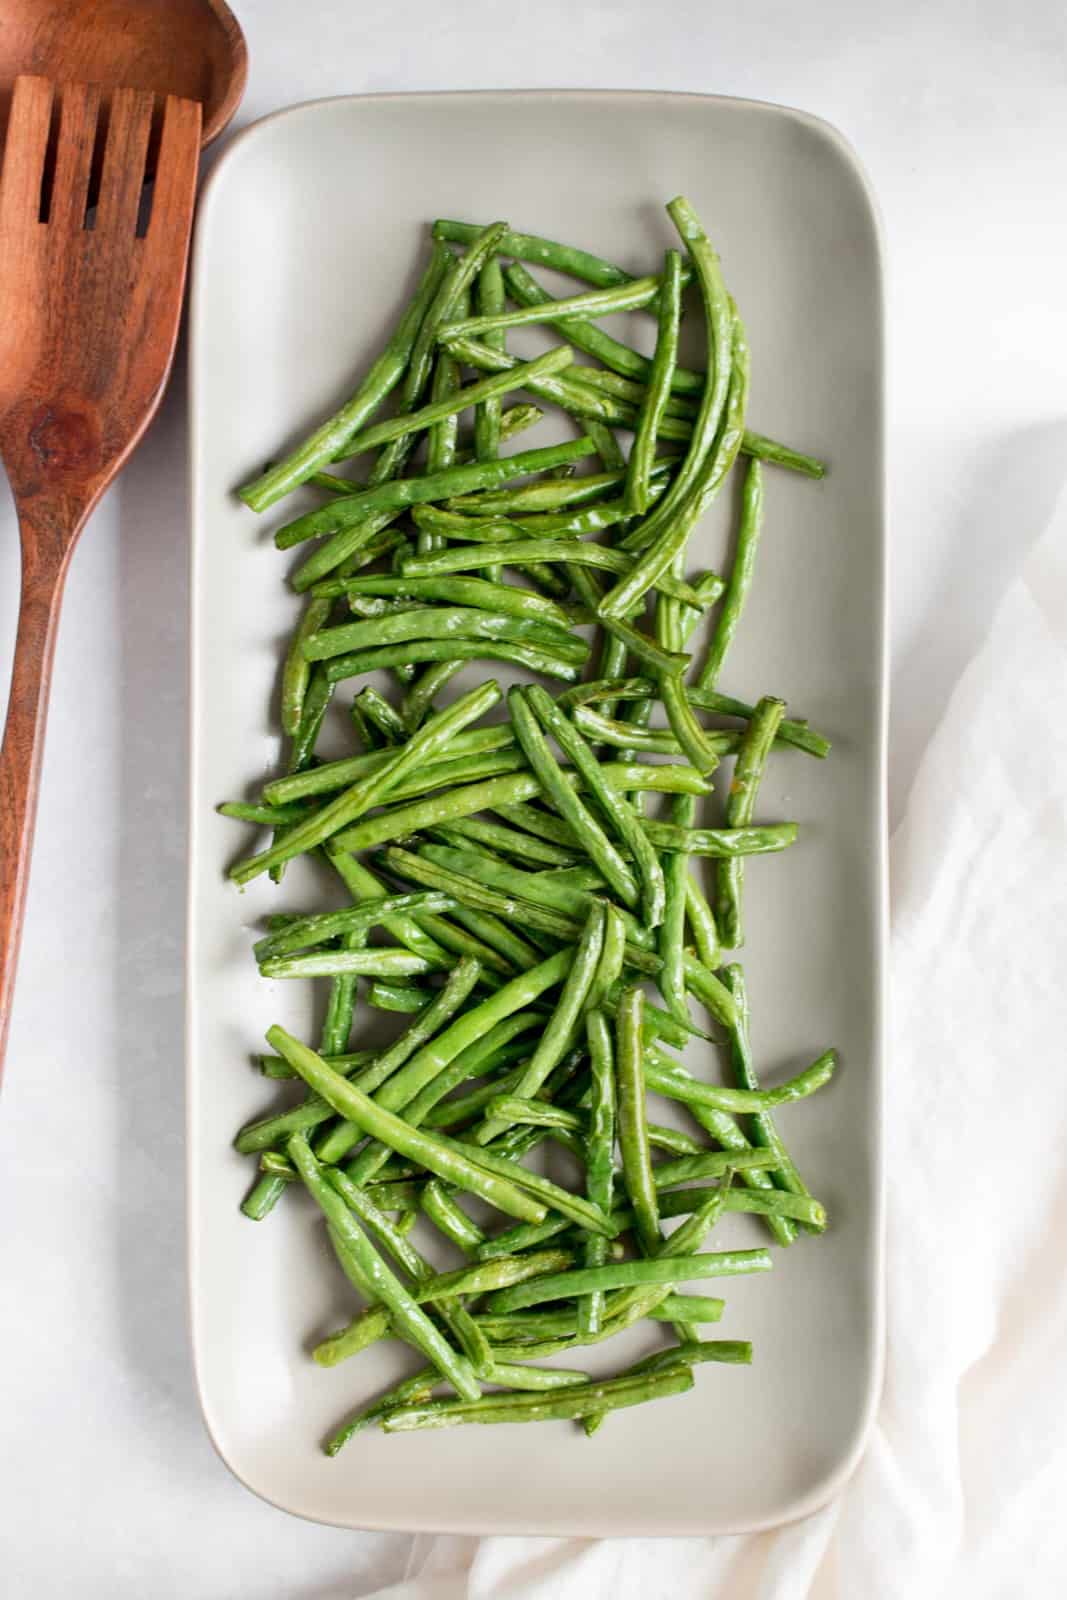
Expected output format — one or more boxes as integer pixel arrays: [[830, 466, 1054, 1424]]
[[239, 242, 450, 512], [324, 1364, 439, 1455], [450, 271, 668, 338], [724, 963, 821, 1224], [401, 537, 704, 607], [684, 875, 721, 971], [658, 793, 693, 1024], [305, 605, 582, 664], [428, 814, 577, 867], [319, 573, 577, 631], [400, 657, 466, 730], [368, 980, 433, 1012], [644, 1038, 836, 1114], [696, 455, 763, 691], [613, 987, 659, 1252], [415, 1249, 575, 1304], [322, 637, 584, 686], [260, 948, 437, 981], [717, 695, 785, 946], [485, 1249, 771, 1314], [448, 465, 670, 517], [432, 218, 635, 289], [218, 800, 309, 827], [646, 1296, 726, 1325], [280, 596, 332, 737], [626, 250, 682, 515], [383, 1364, 692, 1430], [420, 1180, 487, 1254], [642, 820, 798, 857]]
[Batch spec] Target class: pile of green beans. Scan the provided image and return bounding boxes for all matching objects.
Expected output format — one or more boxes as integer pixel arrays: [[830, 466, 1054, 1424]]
[[224, 201, 836, 1451]]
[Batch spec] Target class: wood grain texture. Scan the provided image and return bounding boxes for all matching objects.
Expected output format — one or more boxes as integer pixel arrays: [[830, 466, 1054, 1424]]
[[0, 0, 245, 151], [0, 76, 201, 1073]]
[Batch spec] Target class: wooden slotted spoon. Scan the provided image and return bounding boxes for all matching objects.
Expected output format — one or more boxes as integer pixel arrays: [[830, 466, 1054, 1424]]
[[0, 75, 200, 1071]]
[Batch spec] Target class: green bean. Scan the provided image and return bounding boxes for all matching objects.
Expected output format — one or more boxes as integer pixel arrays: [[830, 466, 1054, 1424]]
[[526, 685, 666, 929], [724, 964, 821, 1224], [288, 1134, 481, 1400], [433, 218, 635, 289], [650, 1145, 778, 1188], [585, 903, 627, 1017], [330, 763, 703, 859], [473, 258, 506, 525], [508, 687, 639, 909], [658, 565, 721, 773], [453, 1140, 615, 1240], [448, 466, 669, 517], [626, 249, 682, 516], [269, 1027, 547, 1224], [578, 366, 697, 421], [485, 1249, 770, 1315], [686, 686, 831, 758], [280, 597, 332, 736], [305, 605, 581, 664], [614, 987, 659, 1252], [383, 1364, 692, 1430], [315, 957, 483, 1162], [644, 1038, 836, 1115], [420, 1180, 486, 1254], [230, 680, 500, 884], [253, 893, 458, 962], [717, 695, 785, 946], [319, 574, 577, 631], [353, 685, 407, 743], [645, 820, 797, 858], [400, 658, 466, 730], [484, 1096, 582, 1133], [576, 1010, 616, 1338], [735, 428, 826, 479], [626, 197, 734, 555], [696, 455, 763, 691], [454, 272, 671, 338], [628, 1339, 752, 1377], [492, 801, 578, 849], [368, 980, 433, 1012], [502, 258, 705, 394], [596, 617, 689, 678], [415, 1249, 575, 1304], [600, 1185, 733, 1335], [647, 1296, 726, 1325], [658, 794, 693, 1024], [322, 637, 584, 686], [260, 948, 437, 981], [257, 1048, 375, 1081], [265, 729, 515, 806], [476, 904, 604, 1144], [234, 1049, 398, 1155], [239, 242, 450, 512], [569, 704, 722, 757], [324, 1364, 440, 1455], [423, 346, 461, 511], [337, 346, 573, 462], [429, 814, 577, 867], [313, 1306, 393, 1368], [288, 662, 332, 773], [682, 952, 738, 1028], [400, 537, 703, 608], [485, 1361, 590, 1391], [218, 800, 310, 827], [284, 437, 596, 590], [684, 876, 721, 971]]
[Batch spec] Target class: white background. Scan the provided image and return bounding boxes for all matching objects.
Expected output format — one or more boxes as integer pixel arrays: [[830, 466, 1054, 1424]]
[[1, 2, 1065, 1594]]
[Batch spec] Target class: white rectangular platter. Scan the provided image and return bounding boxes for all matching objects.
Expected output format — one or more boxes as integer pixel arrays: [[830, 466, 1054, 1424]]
[[188, 90, 885, 1536]]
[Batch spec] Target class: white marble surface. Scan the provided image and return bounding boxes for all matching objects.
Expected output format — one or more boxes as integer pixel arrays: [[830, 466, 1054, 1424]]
[[1, 2, 1064, 1593]]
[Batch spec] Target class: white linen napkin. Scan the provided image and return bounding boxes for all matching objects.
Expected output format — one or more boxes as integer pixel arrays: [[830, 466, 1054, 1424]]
[[362, 493, 1067, 1599]]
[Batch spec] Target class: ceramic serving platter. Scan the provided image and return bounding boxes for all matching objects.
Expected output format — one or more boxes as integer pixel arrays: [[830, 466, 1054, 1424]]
[[187, 90, 886, 1536]]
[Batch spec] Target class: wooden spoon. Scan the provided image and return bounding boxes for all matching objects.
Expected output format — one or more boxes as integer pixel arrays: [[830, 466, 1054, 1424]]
[[0, 73, 209, 1073], [0, 0, 247, 150]]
